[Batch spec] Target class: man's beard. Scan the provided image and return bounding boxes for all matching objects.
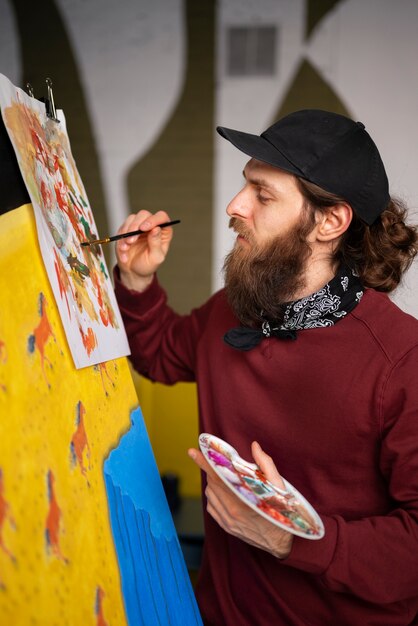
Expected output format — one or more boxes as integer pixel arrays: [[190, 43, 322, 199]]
[[223, 211, 315, 327]]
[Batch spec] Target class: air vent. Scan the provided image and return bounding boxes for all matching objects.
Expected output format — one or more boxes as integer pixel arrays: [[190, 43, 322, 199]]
[[227, 26, 277, 76]]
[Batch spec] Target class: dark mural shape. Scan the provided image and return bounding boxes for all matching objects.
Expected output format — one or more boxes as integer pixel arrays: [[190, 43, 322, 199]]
[[10, 0, 110, 255], [306, 0, 342, 39], [277, 59, 351, 119], [126, 0, 215, 313], [276, 0, 351, 121]]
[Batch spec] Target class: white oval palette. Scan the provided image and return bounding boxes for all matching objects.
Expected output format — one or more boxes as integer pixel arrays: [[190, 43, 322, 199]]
[[199, 433, 325, 540]]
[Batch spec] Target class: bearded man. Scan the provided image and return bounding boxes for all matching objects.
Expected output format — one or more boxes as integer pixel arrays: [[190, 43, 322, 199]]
[[114, 110, 418, 626]]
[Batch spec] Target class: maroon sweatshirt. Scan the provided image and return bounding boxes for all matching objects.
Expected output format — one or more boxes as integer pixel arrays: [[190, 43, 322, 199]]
[[115, 273, 418, 626]]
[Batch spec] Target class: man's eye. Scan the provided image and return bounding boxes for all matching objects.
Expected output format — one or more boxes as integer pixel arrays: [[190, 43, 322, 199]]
[[257, 193, 271, 204]]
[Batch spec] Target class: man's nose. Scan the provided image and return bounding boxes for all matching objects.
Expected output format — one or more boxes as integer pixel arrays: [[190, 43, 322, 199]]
[[226, 188, 251, 219]]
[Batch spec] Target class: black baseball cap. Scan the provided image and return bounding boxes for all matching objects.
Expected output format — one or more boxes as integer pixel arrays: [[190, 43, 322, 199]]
[[217, 109, 390, 225]]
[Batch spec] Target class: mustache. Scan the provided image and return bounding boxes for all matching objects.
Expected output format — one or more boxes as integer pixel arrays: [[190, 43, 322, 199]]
[[229, 217, 254, 242]]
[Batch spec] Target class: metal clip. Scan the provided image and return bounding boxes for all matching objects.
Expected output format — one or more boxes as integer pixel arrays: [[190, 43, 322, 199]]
[[45, 77, 60, 123]]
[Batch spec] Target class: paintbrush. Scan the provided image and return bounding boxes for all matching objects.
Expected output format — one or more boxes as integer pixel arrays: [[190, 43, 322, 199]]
[[80, 219, 181, 247]]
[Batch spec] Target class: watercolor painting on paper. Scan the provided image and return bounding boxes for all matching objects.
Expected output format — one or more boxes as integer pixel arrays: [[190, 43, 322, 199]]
[[0, 73, 130, 368]]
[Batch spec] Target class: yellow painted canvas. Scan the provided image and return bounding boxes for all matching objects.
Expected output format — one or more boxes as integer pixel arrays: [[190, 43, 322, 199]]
[[0, 204, 201, 625]]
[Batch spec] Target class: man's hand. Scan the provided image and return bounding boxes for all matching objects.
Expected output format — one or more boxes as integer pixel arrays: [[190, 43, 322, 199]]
[[188, 441, 294, 559], [116, 210, 174, 292]]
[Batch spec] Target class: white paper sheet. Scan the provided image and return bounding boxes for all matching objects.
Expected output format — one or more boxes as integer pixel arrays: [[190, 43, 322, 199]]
[[0, 73, 130, 368]]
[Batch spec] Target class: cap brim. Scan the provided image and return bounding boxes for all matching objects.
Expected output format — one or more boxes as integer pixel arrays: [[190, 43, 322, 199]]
[[216, 126, 304, 177]]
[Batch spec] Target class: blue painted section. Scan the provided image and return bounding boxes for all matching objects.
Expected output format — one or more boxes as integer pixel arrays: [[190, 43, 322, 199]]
[[104, 406, 202, 626]]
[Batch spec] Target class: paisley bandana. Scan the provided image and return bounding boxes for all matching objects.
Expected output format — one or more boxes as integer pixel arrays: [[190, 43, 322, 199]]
[[224, 265, 364, 351]]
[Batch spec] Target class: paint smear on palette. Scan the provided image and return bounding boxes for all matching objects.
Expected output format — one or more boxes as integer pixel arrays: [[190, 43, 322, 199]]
[[0, 73, 130, 368]]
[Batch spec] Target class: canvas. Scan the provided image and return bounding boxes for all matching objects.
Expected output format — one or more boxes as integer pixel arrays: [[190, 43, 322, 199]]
[[0, 73, 130, 369], [0, 203, 202, 625]]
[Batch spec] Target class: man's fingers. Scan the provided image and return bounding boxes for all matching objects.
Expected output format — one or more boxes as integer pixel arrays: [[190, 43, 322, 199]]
[[117, 210, 171, 244], [116, 213, 136, 236], [117, 210, 151, 236], [116, 209, 174, 264], [205, 484, 232, 527], [251, 441, 286, 490], [188, 448, 231, 491], [116, 211, 151, 259], [188, 448, 215, 476], [147, 223, 173, 258], [138, 210, 171, 233], [189, 443, 285, 493]]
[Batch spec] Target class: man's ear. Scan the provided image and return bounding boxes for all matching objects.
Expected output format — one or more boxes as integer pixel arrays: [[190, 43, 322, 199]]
[[315, 203, 353, 242]]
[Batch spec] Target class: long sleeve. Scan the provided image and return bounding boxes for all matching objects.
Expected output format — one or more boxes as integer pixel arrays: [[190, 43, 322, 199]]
[[283, 345, 418, 605], [114, 269, 213, 384]]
